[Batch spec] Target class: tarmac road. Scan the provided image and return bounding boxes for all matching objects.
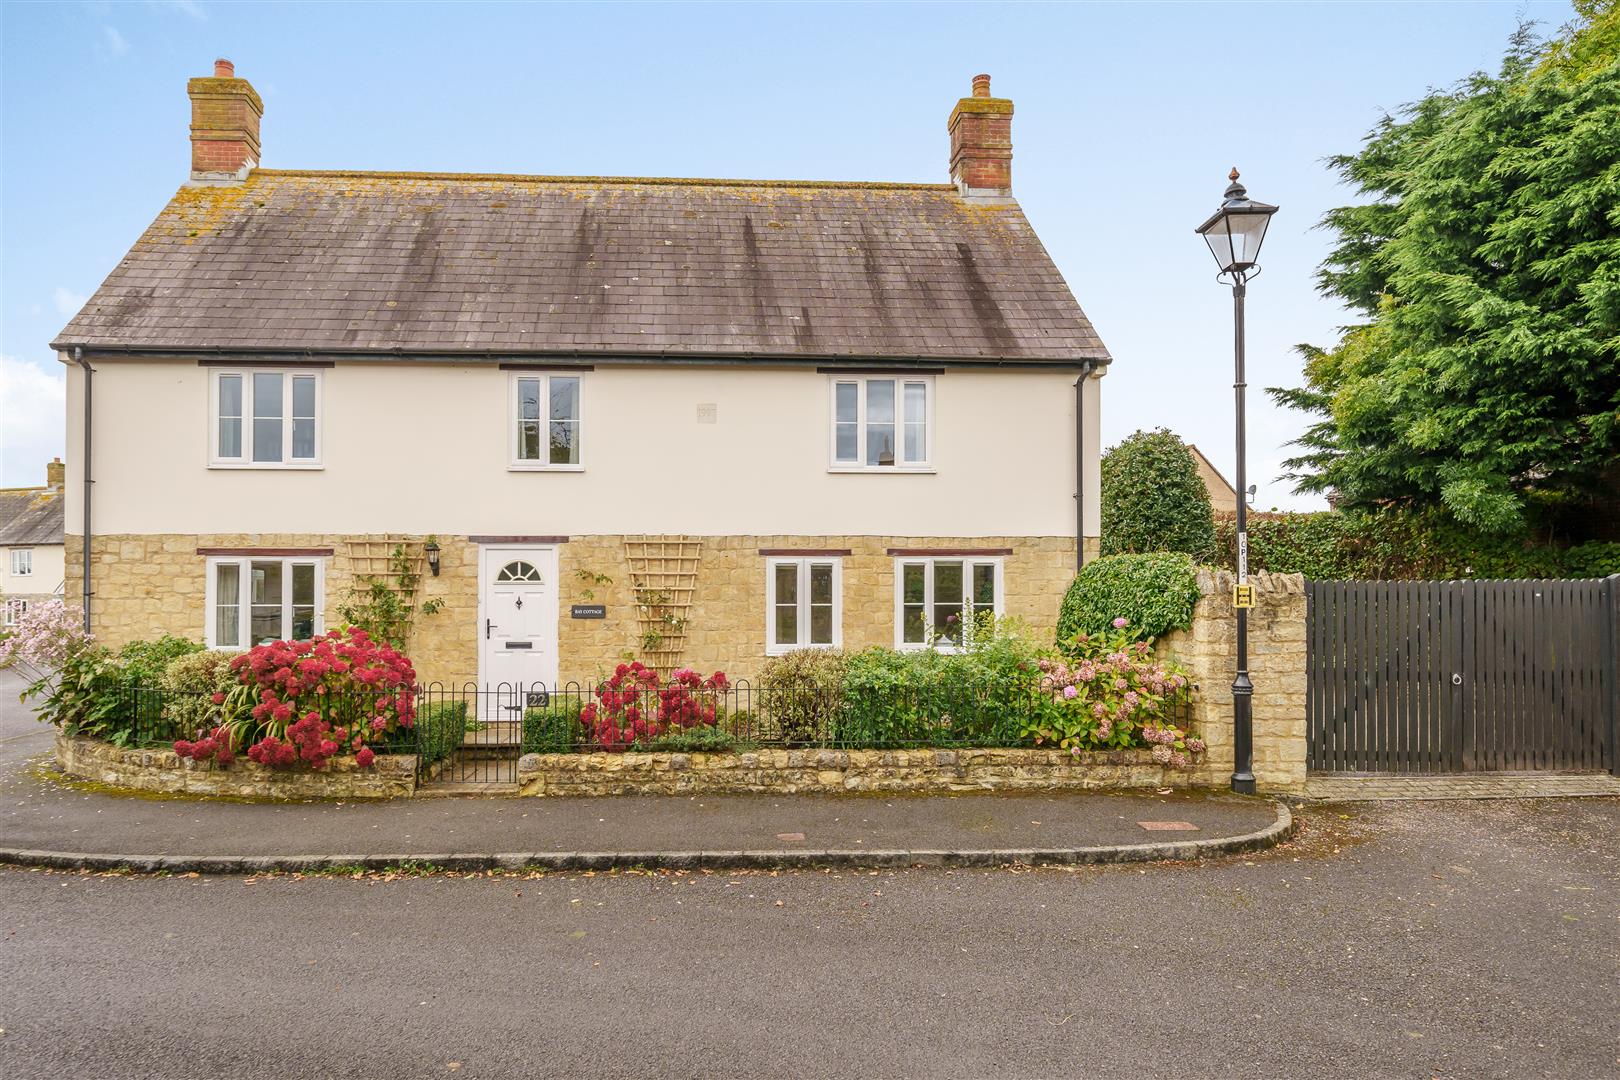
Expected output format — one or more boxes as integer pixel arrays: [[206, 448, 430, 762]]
[[2, 795, 1617, 1079]]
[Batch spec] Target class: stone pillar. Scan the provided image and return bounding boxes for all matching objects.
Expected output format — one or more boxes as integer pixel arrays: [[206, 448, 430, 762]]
[[1159, 568, 1307, 794]]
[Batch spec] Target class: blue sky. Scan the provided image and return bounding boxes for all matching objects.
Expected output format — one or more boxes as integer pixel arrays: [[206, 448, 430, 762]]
[[0, 0, 1575, 500]]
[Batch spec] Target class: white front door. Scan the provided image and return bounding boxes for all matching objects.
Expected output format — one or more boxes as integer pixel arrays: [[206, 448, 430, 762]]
[[478, 546, 560, 694]]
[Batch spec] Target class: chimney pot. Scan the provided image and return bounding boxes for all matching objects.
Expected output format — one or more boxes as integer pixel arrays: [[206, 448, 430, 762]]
[[188, 59, 263, 182], [948, 74, 1014, 196]]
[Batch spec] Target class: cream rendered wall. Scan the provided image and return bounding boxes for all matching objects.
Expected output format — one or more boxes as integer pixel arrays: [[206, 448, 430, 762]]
[[0, 543, 65, 596], [63, 359, 1103, 539]]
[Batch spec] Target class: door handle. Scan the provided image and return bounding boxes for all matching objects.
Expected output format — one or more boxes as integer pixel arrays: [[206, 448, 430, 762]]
[[486, 618, 493, 640]]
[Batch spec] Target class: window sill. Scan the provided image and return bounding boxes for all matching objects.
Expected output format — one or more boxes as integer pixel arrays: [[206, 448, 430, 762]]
[[508, 464, 586, 473], [208, 462, 325, 471], [896, 642, 965, 655], [765, 642, 842, 657], [827, 465, 935, 475]]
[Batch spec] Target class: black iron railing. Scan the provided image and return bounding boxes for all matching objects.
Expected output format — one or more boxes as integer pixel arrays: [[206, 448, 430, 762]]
[[81, 679, 1190, 786]]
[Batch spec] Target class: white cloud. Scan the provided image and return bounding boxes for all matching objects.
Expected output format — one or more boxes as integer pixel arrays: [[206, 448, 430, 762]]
[[102, 25, 130, 55], [0, 356, 67, 487], [52, 287, 88, 317]]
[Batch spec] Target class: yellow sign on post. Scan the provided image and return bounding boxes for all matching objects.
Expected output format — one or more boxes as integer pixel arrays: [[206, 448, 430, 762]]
[[1233, 584, 1255, 609]]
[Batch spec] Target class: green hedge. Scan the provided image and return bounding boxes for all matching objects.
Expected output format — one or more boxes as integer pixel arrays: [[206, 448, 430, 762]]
[[415, 700, 469, 765], [1213, 510, 1620, 579], [523, 697, 584, 753], [1100, 429, 1216, 559], [1057, 553, 1200, 644]]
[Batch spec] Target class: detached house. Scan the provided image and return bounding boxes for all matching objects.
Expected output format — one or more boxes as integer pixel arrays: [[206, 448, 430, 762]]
[[54, 62, 1110, 686]]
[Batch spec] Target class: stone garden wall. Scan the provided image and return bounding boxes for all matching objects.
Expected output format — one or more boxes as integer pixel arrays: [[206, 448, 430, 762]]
[[1158, 569, 1308, 794], [518, 746, 1188, 797], [54, 735, 417, 800]]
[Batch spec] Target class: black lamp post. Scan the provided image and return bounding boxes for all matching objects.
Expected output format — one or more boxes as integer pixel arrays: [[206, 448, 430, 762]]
[[1195, 168, 1278, 796]]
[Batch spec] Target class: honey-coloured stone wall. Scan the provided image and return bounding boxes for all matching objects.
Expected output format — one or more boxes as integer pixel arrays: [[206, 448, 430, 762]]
[[1158, 569, 1307, 794], [67, 533, 1086, 686]]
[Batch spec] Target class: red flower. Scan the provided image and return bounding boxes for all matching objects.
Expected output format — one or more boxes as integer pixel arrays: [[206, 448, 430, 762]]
[[355, 746, 375, 768]]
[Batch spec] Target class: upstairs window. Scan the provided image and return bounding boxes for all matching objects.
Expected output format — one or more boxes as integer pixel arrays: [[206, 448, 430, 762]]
[[511, 373, 583, 469], [894, 557, 1002, 650], [830, 376, 932, 470], [9, 548, 32, 577], [211, 370, 321, 467], [766, 557, 842, 654]]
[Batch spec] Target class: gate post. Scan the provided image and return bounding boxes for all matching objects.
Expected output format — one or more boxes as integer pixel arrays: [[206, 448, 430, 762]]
[[1605, 575, 1619, 777]]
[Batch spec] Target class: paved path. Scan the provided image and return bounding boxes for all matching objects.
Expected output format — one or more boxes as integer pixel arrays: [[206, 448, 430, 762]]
[[3, 796, 1617, 1079], [1306, 771, 1620, 801], [1, 746, 1280, 866]]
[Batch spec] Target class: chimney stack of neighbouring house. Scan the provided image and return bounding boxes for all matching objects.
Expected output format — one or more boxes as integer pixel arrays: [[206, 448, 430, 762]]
[[46, 458, 64, 490], [948, 74, 1013, 196], [188, 58, 262, 181]]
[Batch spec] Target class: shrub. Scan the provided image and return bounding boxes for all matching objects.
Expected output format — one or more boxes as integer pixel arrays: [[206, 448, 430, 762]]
[[758, 649, 847, 744], [641, 726, 757, 753], [578, 661, 730, 751], [416, 700, 469, 766], [523, 697, 584, 753], [202, 627, 418, 770], [1058, 553, 1199, 645], [836, 621, 1049, 747], [116, 635, 204, 687], [1563, 541, 1620, 578], [158, 649, 242, 741], [0, 601, 135, 741], [1024, 624, 1198, 765], [1212, 511, 1358, 580], [1213, 509, 1620, 580], [1100, 429, 1216, 559]]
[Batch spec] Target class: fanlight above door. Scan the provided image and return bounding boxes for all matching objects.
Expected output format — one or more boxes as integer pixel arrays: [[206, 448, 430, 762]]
[[496, 561, 544, 582]]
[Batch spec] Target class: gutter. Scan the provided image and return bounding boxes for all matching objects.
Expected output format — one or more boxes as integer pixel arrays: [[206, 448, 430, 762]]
[[56, 343, 1113, 372], [1075, 361, 1096, 573], [72, 347, 93, 634]]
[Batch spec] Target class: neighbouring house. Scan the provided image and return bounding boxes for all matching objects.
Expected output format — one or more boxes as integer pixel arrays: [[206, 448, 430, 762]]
[[52, 61, 1110, 686], [1187, 444, 1239, 514], [0, 459, 66, 626]]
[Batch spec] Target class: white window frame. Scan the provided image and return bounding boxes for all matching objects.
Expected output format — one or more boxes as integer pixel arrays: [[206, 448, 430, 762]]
[[208, 369, 324, 469], [828, 375, 934, 473], [508, 372, 585, 472], [3, 598, 27, 627], [764, 557, 843, 655], [892, 556, 1004, 652], [9, 548, 32, 577], [203, 556, 325, 649]]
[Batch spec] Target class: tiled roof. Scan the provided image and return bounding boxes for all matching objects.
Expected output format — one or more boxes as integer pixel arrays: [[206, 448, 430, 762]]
[[53, 170, 1108, 364], [0, 488, 64, 547]]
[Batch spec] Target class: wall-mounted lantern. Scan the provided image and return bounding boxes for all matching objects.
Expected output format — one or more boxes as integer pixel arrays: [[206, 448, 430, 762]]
[[424, 539, 441, 577]]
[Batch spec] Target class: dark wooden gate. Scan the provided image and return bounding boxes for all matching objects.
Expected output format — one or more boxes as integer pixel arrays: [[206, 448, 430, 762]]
[[1307, 577, 1619, 774]]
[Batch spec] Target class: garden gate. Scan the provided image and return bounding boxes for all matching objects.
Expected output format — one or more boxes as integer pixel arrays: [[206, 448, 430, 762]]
[[1306, 577, 1619, 774]]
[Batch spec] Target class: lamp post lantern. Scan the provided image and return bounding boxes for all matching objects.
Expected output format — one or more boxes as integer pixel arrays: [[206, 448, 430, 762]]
[[1196, 168, 1278, 796]]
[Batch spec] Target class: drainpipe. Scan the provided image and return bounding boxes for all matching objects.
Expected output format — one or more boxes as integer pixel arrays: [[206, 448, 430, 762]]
[[73, 346, 93, 634], [1074, 361, 1094, 573]]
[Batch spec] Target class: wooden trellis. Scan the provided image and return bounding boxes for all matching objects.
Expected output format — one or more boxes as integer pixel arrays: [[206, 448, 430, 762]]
[[342, 536, 429, 641], [623, 536, 702, 673]]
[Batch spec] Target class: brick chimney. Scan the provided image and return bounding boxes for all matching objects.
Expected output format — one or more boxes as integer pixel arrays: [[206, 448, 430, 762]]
[[188, 58, 262, 182], [46, 458, 64, 490], [948, 74, 1013, 196]]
